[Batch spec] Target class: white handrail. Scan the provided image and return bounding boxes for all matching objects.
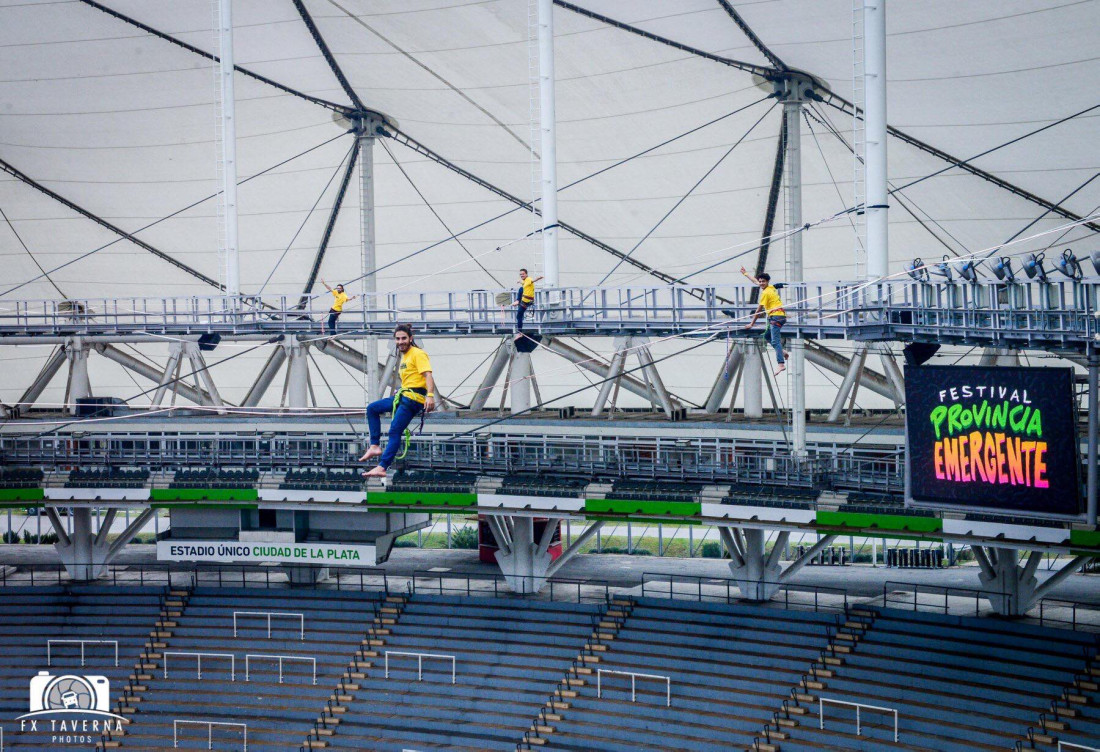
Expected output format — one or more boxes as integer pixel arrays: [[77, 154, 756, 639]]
[[819, 697, 898, 742], [244, 653, 316, 685], [596, 669, 671, 707], [233, 610, 304, 640], [164, 651, 235, 681], [384, 651, 455, 684], [1060, 743, 1100, 752], [173, 720, 247, 751], [47, 639, 118, 667]]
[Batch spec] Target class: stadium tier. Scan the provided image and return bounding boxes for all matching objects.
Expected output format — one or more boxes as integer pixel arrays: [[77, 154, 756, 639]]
[[0, 580, 1094, 751]]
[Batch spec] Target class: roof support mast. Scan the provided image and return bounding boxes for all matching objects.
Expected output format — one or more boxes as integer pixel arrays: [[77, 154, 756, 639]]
[[218, 0, 241, 299], [863, 0, 889, 280], [538, 0, 560, 286], [784, 85, 806, 458]]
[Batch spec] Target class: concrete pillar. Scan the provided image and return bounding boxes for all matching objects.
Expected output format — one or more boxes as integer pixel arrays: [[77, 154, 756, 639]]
[[510, 351, 533, 414], [286, 341, 309, 409]]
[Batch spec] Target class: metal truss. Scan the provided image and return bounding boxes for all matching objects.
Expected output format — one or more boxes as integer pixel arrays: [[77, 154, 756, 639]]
[[1, 279, 1096, 348]]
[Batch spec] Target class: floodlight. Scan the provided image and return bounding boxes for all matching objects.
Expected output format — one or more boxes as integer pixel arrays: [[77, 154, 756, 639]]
[[906, 258, 929, 282], [991, 257, 1015, 282], [958, 261, 978, 283], [1022, 252, 1047, 282], [1055, 248, 1083, 280], [931, 255, 953, 282]]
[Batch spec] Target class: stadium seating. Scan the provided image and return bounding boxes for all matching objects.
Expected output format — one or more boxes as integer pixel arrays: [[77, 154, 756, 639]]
[[388, 469, 479, 494], [544, 598, 838, 751], [114, 587, 379, 751], [0, 584, 165, 748], [776, 606, 1098, 751], [66, 468, 149, 489], [169, 468, 258, 489], [498, 474, 588, 498], [281, 468, 362, 492], [608, 480, 702, 503], [326, 594, 602, 751], [0, 467, 43, 488]]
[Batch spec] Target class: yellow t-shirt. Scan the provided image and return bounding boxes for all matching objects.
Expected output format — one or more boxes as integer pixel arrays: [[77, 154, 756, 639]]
[[399, 346, 432, 402], [331, 290, 349, 312], [759, 285, 785, 317], [520, 277, 535, 304]]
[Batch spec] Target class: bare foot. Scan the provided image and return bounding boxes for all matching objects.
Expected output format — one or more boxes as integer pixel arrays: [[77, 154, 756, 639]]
[[358, 445, 382, 462], [361, 465, 387, 478], [774, 363, 786, 376]]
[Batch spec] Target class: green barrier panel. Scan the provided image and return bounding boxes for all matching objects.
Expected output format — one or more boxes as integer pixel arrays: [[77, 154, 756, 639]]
[[150, 488, 259, 502], [0, 488, 44, 502], [816, 510, 943, 534], [585, 499, 702, 517], [583, 516, 702, 526], [1069, 529, 1100, 548], [367, 491, 476, 508]]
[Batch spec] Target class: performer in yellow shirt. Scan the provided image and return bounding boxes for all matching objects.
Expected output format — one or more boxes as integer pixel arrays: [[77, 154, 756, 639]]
[[320, 278, 357, 335], [741, 266, 788, 375], [510, 268, 543, 341], [360, 324, 437, 478]]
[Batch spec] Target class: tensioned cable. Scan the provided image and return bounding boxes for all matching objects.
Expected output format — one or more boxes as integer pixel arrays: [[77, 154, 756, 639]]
[[0, 205, 65, 298], [258, 140, 358, 295], [379, 138, 504, 287], [598, 101, 779, 284], [1, 131, 350, 298], [310, 97, 775, 301], [979, 170, 1100, 262]]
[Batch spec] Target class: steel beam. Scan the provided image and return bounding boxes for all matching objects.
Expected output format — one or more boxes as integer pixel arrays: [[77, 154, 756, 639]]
[[591, 338, 629, 417], [805, 341, 894, 399], [544, 520, 603, 579], [704, 343, 744, 413], [470, 339, 511, 410], [65, 339, 91, 415], [635, 340, 675, 417], [242, 348, 288, 407], [826, 342, 867, 423], [96, 344, 216, 407], [18, 346, 67, 409], [542, 336, 680, 407]]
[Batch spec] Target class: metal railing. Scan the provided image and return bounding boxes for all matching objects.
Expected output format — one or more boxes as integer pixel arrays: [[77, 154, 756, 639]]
[[46, 638, 118, 667], [640, 573, 850, 612], [882, 580, 1013, 617], [596, 669, 671, 707], [173, 720, 246, 751], [163, 651, 235, 681], [1059, 742, 1100, 752], [410, 570, 610, 604], [1037, 598, 1100, 633], [0, 429, 899, 492], [384, 651, 455, 684], [244, 654, 316, 684], [233, 610, 304, 640], [819, 697, 898, 742], [2, 279, 1095, 346]]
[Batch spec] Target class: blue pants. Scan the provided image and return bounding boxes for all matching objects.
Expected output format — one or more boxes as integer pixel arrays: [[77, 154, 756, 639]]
[[367, 396, 423, 469], [326, 310, 340, 335], [515, 301, 531, 332], [767, 316, 786, 364]]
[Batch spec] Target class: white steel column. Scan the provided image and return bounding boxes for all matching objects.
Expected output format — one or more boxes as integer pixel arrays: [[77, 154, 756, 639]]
[[65, 338, 91, 415], [218, 0, 240, 298], [784, 91, 806, 456], [537, 0, 559, 286], [743, 343, 763, 419], [510, 351, 533, 414], [360, 123, 380, 403], [863, 0, 888, 280], [286, 341, 309, 409]]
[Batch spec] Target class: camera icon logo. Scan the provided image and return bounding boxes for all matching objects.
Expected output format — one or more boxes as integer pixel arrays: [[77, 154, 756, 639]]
[[29, 671, 110, 713]]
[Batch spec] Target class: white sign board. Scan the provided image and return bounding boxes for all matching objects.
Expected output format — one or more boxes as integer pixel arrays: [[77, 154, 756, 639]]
[[157, 540, 377, 566]]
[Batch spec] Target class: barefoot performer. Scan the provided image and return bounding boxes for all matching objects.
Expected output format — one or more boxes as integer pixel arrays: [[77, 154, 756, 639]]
[[360, 324, 436, 479], [740, 267, 788, 375]]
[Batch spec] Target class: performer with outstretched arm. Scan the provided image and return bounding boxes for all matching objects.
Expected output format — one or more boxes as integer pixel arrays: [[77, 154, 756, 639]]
[[740, 266, 788, 375], [320, 278, 357, 335]]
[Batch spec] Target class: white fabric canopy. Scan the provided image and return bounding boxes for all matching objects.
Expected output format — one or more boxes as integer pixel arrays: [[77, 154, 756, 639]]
[[1, 0, 1096, 409]]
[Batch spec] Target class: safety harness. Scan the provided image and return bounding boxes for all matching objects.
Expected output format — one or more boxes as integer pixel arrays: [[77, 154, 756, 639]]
[[392, 387, 428, 461]]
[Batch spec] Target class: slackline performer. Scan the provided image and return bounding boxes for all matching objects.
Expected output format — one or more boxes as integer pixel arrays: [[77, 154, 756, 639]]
[[320, 279, 357, 335], [741, 266, 789, 375], [359, 323, 436, 479], [510, 267, 543, 342]]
